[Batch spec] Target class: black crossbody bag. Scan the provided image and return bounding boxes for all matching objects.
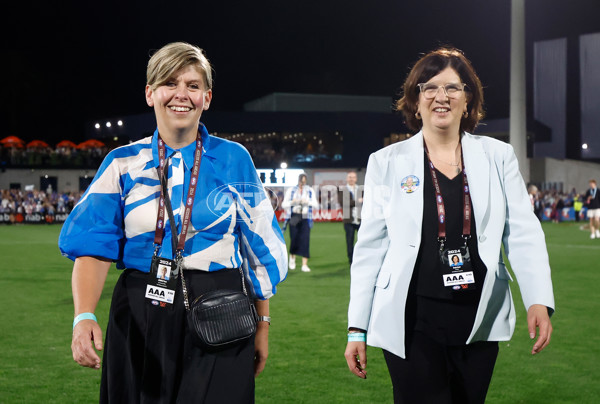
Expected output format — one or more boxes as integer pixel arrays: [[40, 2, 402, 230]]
[[161, 174, 258, 349]]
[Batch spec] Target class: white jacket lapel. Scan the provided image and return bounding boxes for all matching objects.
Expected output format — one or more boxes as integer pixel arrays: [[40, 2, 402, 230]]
[[462, 133, 491, 236], [395, 133, 425, 235]]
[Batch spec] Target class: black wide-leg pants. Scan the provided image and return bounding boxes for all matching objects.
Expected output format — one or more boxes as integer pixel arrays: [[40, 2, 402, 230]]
[[289, 216, 310, 258], [100, 268, 255, 404], [383, 330, 498, 404]]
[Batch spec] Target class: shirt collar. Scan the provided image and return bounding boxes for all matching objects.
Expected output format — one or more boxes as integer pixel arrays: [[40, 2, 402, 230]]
[[151, 123, 213, 169]]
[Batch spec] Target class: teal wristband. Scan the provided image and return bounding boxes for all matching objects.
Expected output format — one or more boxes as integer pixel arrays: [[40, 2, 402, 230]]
[[73, 312, 97, 330], [348, 332, 366, 342]]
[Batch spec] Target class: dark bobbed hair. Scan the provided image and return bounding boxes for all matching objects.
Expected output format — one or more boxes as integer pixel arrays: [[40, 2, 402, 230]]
[[396, 47, 485, 133]]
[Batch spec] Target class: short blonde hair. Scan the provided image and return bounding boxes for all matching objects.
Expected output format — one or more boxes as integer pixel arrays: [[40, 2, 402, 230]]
[[146, 42, 213, 90]]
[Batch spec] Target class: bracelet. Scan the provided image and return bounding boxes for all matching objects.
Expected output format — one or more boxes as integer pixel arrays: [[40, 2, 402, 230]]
[[73, 312, 97, 330], [258, 315, 271, 325], [348, 332, 366, 342]]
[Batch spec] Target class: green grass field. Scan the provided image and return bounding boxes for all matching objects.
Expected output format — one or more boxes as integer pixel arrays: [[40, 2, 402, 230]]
[[0, 221, 598, 403]]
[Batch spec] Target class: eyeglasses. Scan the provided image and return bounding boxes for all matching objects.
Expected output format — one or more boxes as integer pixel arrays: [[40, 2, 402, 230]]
[[417, 83, 467, 99]]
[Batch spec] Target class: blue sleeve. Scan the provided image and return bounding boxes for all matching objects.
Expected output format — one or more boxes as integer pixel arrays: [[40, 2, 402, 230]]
[[58, 151, 125, 261], [232, 145, 288, 299]]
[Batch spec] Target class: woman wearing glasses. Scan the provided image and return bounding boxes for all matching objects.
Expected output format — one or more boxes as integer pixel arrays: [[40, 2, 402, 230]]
[[345, 48, 554, 403]]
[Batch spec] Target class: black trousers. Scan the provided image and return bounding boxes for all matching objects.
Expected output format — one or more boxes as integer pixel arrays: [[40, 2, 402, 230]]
[[289, 216, 310, 258], [343, 223, 360, 263], [100, 269, 255, 404], [383, 331, 498, 404]]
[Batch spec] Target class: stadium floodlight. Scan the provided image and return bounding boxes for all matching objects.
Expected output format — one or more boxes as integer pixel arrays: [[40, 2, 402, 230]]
[[106, 122, 112, 128], [280, 162, 288, 169], [94, 123, 100, 129], [582, 143, 588, 150], [117, 120, 123, 126]]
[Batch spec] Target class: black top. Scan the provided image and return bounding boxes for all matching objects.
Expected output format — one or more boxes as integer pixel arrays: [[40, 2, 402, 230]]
[[406, 152, 488, 346], [586, 187, 600, 209]]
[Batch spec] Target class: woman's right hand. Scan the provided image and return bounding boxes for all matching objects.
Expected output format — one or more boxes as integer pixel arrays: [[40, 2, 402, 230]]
[[72, 320, 103, 369], [71, 256, 111, 370], [344, 341, 367, 379]]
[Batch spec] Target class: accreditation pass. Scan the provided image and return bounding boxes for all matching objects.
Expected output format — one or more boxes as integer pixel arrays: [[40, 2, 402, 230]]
[[145, 284, 175, 304], [443, 271, 475, 287]]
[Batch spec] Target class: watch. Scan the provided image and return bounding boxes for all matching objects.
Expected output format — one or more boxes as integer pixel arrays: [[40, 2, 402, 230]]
[[258, 315, 271, 325]]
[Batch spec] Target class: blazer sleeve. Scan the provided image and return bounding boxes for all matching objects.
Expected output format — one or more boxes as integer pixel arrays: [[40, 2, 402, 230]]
[[348, 152, 391, 330], [501, 144, 555, 314]]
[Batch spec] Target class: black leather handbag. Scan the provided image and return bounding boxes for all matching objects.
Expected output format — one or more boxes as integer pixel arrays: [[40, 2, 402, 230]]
[[182, 267, 258, 349], [159, 168, 258, 349]]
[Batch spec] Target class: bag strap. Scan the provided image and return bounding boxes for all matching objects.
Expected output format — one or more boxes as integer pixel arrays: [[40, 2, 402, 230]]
[[159, 162, 249, 312]]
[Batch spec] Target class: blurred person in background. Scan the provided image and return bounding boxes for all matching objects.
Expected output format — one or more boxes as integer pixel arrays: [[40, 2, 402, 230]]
[[345, 47, 554, 404], [528, 185, 543, 221], [573, 194, 583, 222], [585, 179, 600, 238], [282, 173, 319, 272], [338, 171, 362, 265], [553, 195, 565, 223], [59, 42, 287, 403]]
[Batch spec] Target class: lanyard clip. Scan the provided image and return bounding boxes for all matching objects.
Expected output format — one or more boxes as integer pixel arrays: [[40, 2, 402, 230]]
[[438, 237, 446, 252], [173, 250, 183, 277], [152, 244, 160, 258], [462, 234, 471, 247], [175, 249, 183, 262]]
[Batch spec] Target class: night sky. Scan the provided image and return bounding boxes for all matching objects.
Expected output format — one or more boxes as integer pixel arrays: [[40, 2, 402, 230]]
[[2, 0, 599, 146]]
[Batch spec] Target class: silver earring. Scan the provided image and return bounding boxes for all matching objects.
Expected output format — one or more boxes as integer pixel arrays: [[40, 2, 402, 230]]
[[463, 111, 469, 118]]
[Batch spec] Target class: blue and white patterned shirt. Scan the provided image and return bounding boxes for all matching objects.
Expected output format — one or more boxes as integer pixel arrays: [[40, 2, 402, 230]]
[[281, 185, 319, 226], [59, 124, 287, 299]]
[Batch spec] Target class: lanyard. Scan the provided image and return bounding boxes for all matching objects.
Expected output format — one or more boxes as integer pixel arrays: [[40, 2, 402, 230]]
[[424, 143, 472, 251], [153, 133, 203, 257]]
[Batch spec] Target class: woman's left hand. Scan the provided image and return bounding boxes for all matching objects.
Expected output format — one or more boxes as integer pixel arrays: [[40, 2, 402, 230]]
[[527, 304, 553, 355], [254, 322, 269, 377]]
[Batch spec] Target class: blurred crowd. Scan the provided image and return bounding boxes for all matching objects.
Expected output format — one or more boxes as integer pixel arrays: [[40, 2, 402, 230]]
[[0, 188, 82, 216], [529, 186, 589, 222], [0, 145, 108, 169]]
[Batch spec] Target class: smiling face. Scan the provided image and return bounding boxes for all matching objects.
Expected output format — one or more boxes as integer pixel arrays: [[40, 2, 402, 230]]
[[416, 67, 468, 136], [145, 64, 212, 145]]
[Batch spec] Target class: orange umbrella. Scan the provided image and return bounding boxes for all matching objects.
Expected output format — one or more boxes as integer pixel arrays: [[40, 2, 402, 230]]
[[56, 140, 77, 148], [0, 135, 25, 148], [26, 139, 50, 148], [77, 139, 106, 149]]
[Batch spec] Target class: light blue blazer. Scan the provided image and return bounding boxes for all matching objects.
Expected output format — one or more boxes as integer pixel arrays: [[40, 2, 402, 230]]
[[348, 131, 555, 358]]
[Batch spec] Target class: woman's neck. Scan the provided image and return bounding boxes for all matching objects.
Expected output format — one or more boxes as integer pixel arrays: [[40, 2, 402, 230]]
[[422, 128, 461, 152], [158, 126, 198, 149]]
